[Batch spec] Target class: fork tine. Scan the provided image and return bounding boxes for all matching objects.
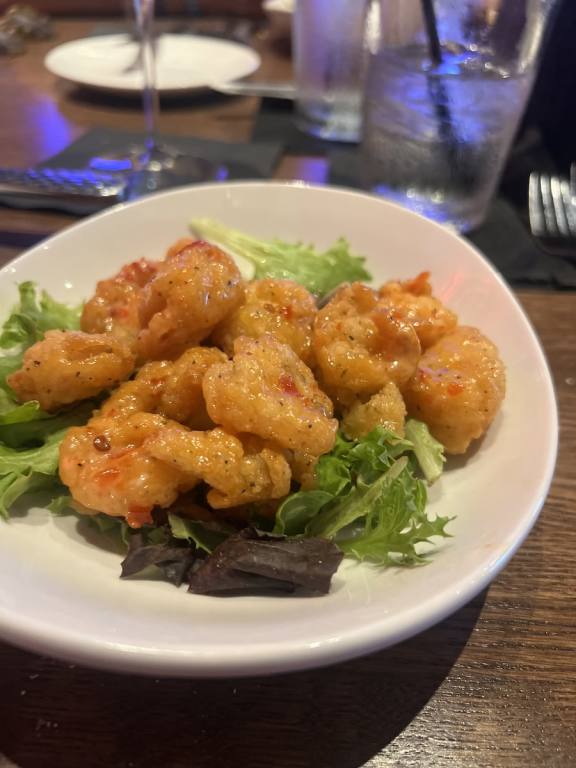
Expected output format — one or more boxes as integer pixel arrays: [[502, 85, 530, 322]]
[[529, 172, 546, 238], [560, 179, 576, 238], [550, 175, 570, 236], [539, 173, 560, 237]]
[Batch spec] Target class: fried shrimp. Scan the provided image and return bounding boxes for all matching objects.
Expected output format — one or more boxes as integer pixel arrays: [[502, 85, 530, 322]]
[[97, 361, 170, 419], [136, 239, 244, 361], [378, 272, 458, 349], [341, 382, 407, 439], [203, 334, 338, 456], [313, 282, 421, 407], [81, 258, 158, 346], [97, 349, 226, 429], [403, 326, 506, 454], [211, 279, 317, 363], [158, 347, 228, 428], [59, 413, 195, 527], [146, 427, 291, 509], [289, 451, 318, 490], [7, 330, 134, 412]]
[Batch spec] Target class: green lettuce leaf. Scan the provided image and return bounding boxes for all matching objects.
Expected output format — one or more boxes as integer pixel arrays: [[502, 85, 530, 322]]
[[405, 419, 446, 484], [0, 428, 68, 519], [274, 426, 452, 566], [191, 218, 372, 296], [307, 457, 409, 540], [0, 401, 94, 449], [274, 490, 333, 537], [168, 512, 233, 554], [0, 281, 81, 350], [0, 282, 87, 519]]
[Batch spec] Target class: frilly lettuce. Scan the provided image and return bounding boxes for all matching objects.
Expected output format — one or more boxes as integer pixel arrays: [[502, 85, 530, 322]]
[[275, 425, 452, 566], [190, 218, 372, 297], [0, 282, 86, 519]]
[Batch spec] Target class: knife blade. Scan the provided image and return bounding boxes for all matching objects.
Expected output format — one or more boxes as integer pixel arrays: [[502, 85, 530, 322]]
[[211, 80, 296, 100]]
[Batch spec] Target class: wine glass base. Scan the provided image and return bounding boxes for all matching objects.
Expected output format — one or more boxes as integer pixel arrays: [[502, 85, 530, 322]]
[[88, 145, 227, 200]]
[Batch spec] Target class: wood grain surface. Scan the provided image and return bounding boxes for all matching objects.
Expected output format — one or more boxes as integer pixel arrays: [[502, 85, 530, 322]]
[[0, 18, 575, 768]]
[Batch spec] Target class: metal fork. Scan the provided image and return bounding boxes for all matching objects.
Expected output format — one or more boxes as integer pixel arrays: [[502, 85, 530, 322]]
[[528, 171, 576, 259]]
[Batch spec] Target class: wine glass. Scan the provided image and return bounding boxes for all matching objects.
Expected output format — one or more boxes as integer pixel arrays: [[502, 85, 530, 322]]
[[92, 0, 226, 197]]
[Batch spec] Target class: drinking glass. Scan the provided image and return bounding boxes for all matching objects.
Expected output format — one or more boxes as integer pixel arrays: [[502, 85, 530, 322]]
[[293, 0, 375, 143], [360, 0, 561, 231]]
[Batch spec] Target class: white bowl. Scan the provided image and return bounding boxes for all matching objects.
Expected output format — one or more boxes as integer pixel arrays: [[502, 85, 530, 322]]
[[0, 182, 557, 677]]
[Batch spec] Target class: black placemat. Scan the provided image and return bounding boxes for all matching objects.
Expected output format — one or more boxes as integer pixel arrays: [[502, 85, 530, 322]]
[[39, 128, 283, 183], [252, 98, 344, 155]]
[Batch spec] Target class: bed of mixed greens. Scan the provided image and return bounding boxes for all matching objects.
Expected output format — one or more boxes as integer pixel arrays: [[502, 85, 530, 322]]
[[0, 224, 452, 596]]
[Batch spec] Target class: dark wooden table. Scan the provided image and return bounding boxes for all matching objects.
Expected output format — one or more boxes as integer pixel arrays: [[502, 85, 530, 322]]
[[0, 19, 575, 768]]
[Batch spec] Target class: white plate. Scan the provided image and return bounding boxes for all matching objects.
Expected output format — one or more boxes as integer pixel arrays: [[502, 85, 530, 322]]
[[264, 0, 293, 38], [0, 183, 557, 677], [44, 34, 261, 95]]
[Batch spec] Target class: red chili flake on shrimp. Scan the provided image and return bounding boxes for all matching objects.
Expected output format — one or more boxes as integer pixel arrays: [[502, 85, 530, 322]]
[[126, 506, 153, 528], [278, 373, 301, 397], [280, 305, 294, 320], [447, 382, 464, 396], [94, 467, 121, 486], [111, 306, 131, 320], [118, 258, 158, 285]]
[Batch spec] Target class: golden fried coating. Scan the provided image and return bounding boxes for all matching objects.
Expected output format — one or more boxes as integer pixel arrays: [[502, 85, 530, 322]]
[[7, 330, 134, 412], [98, 361, 170, 418], [203, 334, 337, 456], [289, 451, 318, 490], [403, 326, 506, 454], [313, 282, 421, 407], [96, 348, 226, 429], [59, 413, 195, 527], [211, 279, 317, 363], [378, 272, 458, 349], [158, 347, 228, 429], [136, 239, 244, 361], [81, 258, 159, 346], [341, 382, 407, 439], [146, 427, 291, 509]]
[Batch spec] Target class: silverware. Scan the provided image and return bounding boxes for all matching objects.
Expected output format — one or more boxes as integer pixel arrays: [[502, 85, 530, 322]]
[[0, 168, 128, 214], [528, 171, 576, 260], [210, 80, 296, 99]]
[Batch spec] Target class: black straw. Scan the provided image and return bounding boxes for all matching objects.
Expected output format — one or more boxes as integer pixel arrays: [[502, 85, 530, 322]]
[[420, 0, 442, 66], [419, 0, 472, 186]]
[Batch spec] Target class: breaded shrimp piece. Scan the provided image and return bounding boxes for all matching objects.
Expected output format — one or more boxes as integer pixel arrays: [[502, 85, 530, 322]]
[[403, 326, 506, 454], [203, 334, 337, 456], [97, 362, 169, 420], [289, 451, 318, 490], [159, 347, 228, 429], [97, 349, 226, 429], [59, 413, 195, 527], [81, 258, 159, 346], [211, 279, 317, 363], [313, 282, 421, 407], [136, 239, 244, 361], [342, 382, 407, 439], [146, 427, 291, 509], [7, 330, 134, 412], [378, 271, 458, 349]]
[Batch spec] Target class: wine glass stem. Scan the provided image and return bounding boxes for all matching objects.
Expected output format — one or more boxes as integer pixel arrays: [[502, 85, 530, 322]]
[[134, 0, 160, 160]]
